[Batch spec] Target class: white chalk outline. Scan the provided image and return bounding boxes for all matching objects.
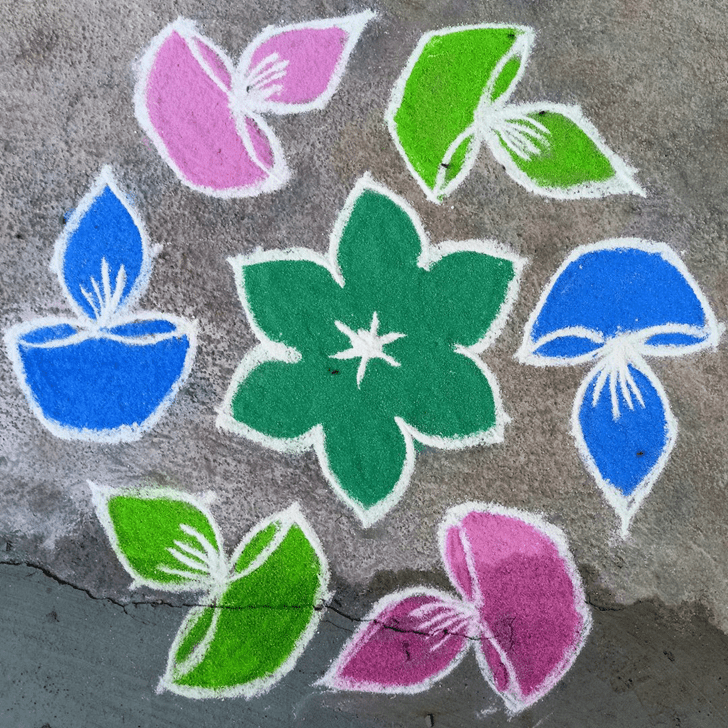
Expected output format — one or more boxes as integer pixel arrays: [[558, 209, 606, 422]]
[[387, 24, 645, 202], [319, 503, 590, 712], [159, 502, 331, 699], [386, 24, 534, 204], [135, 12, 374, 198], [481, 102, 645, 199], [89, 483, 228, 593], [3, 168, 198, 443], [5, 312, 197, 443], [217, 174, 526, 527], [517, 239, 721, 536], [317, 586, 475, 693], [517, 239, 722, 367], [92, 485, 331, 700], [134, 17, 290, 199], [233, 10, 376, 116], [438, 503, 592, 714]]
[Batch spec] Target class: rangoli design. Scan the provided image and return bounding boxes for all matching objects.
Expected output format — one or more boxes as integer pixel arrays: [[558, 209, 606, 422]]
[[217, 175, 525, 526], [135, 12, 374, 197], [4, 167, 196, 442], [320, 503, 591, 714], [90, 483, 329, 699], [387, 24, 644, 202], [518, 240, 721, 536]]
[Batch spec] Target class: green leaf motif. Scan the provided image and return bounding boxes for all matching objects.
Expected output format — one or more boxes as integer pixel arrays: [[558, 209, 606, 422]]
[[90, 483, 223, 591], [92, 485, 329, 700], [487, 104, 644, 198], [388, 25, 533, 201], [219, 177, 525, 526], [162, 508, 329, 698], [388, 24, 644, 201]]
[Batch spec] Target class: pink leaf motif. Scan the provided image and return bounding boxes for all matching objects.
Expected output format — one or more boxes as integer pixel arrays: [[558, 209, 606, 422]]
[[135, 19, 288, 197], [319, 589, 473, 693], [233, 11, 375, 114], [440, 504, 592, 713]]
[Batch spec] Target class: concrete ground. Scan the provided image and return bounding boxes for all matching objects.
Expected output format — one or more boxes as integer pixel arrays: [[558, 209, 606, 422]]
[[1, 0, 727, 726]]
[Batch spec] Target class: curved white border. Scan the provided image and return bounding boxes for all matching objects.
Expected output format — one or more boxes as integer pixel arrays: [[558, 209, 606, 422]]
[[386, 24, 534, 204], [216, 174, 526, 527], [233, 10, 376, 116], [438, 503, 592, 714], [50, 166, 156, 323], [5, 166, 198, 444], [482, 102, 645, 199], [89, 482, 226, 593], [316, 586, 473, 694], [4, 312, 197, 444], [133, 17, 290, 199], [160, 502, 331, 700], [571, 355, 678, 538], [517, 239, 721, 536], [517, 238, 722, 366]]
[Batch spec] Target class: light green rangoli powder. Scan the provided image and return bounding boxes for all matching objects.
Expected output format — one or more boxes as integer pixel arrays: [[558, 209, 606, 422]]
[[172, 525, 322, 690], [108, 495, 219, 586], [96, 486, 328, 698], [499, 111, 616, 188], [393, 28, 522, 189], [389, 24, 641, 199]]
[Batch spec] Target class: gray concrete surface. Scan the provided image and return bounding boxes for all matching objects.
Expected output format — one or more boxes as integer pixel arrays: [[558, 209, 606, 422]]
[[1, 0, 727, 725]]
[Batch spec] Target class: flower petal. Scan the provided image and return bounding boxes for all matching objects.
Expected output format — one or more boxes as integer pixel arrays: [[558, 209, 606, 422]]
[[439, 504, 591, 713], [319, 589, 471, 692], [234, 11, 375, 114], [573, 357, 676, 536], [135, 19, 288, 197], [226, 356, 322, 444], [320, 408, 411, 523], [90, 484, 223, 592], [334, 184, 424, 319], [235, 252, 344, 355], [51, 168, 150, 323], [484, 103, 643, 199], [519, 240, 719, 365], [392, 344, 500, 446], [418, 243, 521, 348]]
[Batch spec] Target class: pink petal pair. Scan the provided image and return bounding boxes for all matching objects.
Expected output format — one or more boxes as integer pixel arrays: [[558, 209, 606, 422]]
[[134, 12, 374, 197], [320, 504, 592, 714]]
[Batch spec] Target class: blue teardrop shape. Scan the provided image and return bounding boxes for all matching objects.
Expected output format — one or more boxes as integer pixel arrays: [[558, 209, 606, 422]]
[[576, 360, 673, 499], [60, 184, 145, 321], [528, 243, 712, 359]]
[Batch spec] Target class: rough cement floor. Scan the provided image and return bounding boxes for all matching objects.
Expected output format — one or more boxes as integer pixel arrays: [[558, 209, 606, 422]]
[[1, 0, 727, 725]]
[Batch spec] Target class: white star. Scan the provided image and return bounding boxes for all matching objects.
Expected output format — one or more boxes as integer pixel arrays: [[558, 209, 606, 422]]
[[330, 312, 406, 388]]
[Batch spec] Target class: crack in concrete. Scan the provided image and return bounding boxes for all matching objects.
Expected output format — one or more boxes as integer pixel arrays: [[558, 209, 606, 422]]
[[586, 596, 626, 613], [2, 560, 483, 641]]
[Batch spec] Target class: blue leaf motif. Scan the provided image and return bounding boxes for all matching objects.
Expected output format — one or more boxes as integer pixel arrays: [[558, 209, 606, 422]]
[[521, 240, 718, 363], [54, 170, 150, 323], [573, 357, 676, 534]]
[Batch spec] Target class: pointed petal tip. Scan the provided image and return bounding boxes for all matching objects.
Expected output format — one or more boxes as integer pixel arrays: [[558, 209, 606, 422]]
[[342, 9, 377, 27], [88, 480, 113, 506]]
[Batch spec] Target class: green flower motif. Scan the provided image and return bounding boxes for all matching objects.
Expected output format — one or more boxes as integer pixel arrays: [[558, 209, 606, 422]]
[[218, 176, 525, 525]]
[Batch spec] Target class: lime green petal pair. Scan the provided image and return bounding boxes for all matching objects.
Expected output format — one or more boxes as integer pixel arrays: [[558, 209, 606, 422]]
[[90, 485, 329, 698], [388, 24, 644, 201], [219, 177, 524, 525]]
